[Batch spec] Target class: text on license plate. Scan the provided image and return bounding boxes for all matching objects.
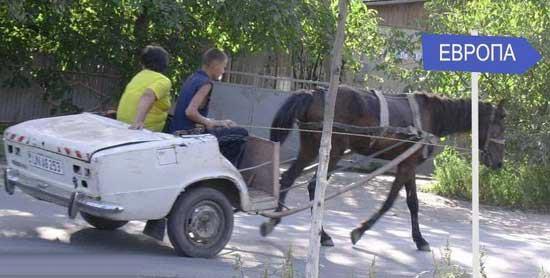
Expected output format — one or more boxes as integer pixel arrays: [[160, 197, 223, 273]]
[[28, 152, 63, 174]]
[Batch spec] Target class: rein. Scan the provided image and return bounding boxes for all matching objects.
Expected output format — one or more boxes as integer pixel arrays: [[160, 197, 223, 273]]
[[482, 109, 505, 154]]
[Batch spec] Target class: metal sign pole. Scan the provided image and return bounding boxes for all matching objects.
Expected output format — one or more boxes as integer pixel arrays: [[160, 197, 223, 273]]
[[471, 30, 481, 278]]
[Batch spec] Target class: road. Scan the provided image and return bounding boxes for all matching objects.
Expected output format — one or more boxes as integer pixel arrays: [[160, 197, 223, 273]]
[[1, 166, 549, 277]]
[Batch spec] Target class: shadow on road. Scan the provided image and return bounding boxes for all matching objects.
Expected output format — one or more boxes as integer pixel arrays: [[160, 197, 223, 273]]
[[69, 228, 174, 256]]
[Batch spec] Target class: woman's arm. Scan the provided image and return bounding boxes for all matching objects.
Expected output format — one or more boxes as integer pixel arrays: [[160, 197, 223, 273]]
[[130, 88, 157, 129]]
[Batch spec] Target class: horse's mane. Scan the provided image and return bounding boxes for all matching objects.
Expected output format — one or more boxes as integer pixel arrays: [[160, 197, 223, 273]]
[[419, 92, 494, 136]]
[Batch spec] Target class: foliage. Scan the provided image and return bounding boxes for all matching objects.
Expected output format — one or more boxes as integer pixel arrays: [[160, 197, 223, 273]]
[[282, 245, 295, 278], [368, 256, 377, 278], [373, 0, 550, 209], [429, 148, 472, 201], [431, 240, 468, 278], [284, 0, 383, 84], [426, 0, 550, 166], [378, 0, 550, 164], [232, 245, 297, 278], [232, 253, 246, 278], [540, 266, 550, 278], [430, 147, 550, 211], [0, 0, 381, 112], [1, 1, 311, 99], [415, 240, 468, 278]]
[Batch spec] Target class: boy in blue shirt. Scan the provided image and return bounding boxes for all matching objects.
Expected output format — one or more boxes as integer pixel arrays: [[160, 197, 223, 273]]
[[170, 48, 248, 167]]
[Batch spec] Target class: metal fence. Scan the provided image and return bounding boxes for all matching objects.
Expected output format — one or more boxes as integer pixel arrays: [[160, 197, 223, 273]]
[[0, 71, 121, 123], [210, 73, 441, 175]]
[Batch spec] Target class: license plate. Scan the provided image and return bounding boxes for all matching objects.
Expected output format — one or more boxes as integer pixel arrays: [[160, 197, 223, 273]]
[[28, 152, 64, 175]]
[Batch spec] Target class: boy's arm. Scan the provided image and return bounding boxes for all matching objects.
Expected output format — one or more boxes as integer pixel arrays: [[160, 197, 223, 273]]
[[185, 84, 235, 129], [130, 88, 157, 130]]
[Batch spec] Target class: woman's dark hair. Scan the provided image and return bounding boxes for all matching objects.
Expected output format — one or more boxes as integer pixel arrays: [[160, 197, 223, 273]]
[[202, 48, 228, 66], [140, 45, 169, 73]]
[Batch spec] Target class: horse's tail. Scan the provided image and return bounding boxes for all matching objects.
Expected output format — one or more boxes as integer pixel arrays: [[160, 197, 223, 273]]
[[270, 91, 314, 143]]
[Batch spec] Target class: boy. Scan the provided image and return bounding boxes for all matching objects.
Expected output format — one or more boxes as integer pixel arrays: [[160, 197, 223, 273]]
[[170, 48, 248, 167], [117, 45, 172, 131]]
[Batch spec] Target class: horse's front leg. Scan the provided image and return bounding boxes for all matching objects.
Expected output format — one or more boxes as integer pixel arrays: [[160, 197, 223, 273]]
[[307, 169, 337, 247], [350, 163, 413, 245], [405, 177, 430, 251], [305, 176, 335, 247]]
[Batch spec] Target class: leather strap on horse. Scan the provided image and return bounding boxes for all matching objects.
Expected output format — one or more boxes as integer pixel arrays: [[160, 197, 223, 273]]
[[407, 94, 423, 130], [374, 90, 390, 127], [408, 93, 435, 159]]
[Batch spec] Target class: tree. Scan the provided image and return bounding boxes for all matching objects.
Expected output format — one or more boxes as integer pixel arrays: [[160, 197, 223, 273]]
[[376, 0, 550, 209], [0, 0, 381, 112], [378, 0, 550, 165]]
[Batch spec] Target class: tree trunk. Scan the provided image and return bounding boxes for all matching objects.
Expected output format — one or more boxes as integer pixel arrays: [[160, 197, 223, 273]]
[[133, 2, 149, 62], [305, 0, 348, 277]]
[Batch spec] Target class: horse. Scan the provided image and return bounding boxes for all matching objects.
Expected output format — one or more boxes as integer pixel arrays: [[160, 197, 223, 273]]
[[260, 85, 506, 251]]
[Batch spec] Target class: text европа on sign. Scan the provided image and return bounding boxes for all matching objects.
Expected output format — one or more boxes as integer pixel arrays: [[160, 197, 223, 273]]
[[422, 33, 541, 74]]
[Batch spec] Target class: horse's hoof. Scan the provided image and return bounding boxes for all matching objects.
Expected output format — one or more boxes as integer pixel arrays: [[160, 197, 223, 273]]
[[321, 238, 335, 247], [350, 228, 363, 245], [416, 242, 431, 252], [260, 221, 275, 237]]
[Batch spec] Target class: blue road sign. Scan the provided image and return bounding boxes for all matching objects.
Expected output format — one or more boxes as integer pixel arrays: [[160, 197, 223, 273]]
[[422, 33, 541, 74]]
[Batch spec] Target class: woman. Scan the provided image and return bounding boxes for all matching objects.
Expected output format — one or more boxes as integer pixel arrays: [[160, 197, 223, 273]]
[[117, 45, 172, 132]]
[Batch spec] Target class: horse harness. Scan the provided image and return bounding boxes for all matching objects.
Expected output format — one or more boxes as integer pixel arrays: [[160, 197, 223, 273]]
[[482, 109, 506, 154], [374, 90, 504, 159], [373, 90, 435, 159]]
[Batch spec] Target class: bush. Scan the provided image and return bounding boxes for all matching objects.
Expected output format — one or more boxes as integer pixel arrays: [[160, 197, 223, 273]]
[[429, 147, 550, 211], [430, 148, 472, 201]]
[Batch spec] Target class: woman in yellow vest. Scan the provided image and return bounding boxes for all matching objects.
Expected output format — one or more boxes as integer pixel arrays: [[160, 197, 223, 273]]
[[117, 45, 172, 131]]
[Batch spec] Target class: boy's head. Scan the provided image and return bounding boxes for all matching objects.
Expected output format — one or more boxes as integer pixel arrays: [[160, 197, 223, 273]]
[[141, 45, 169, 73], [202, 48, 228, 80]]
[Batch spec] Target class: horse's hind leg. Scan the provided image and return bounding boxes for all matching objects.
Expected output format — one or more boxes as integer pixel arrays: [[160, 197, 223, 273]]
[[307, 142, 346, 247], [405, 177, 430, 251], [350, 162, 413, 245], [260, 133, 319, 237]]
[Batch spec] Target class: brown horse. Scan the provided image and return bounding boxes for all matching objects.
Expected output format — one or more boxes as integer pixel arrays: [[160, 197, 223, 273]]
[[260, 85, 506, 251]]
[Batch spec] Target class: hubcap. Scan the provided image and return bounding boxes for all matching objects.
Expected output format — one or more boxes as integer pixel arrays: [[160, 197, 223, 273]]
[[185, 201, 223, 246]]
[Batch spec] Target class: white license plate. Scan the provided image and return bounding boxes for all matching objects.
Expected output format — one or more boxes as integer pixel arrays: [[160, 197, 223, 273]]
[[28, 152, 64, 175]]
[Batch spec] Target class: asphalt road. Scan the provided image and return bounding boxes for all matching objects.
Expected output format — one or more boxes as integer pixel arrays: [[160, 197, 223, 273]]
[[1, 166, 549, 277]]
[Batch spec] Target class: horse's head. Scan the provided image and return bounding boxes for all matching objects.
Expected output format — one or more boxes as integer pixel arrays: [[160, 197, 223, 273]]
[[480, 100, 506, 170]]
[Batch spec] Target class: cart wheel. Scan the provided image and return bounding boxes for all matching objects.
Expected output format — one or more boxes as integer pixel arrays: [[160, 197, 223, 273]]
[[80, 212, 128, 230], [167, 187, 234, 258]]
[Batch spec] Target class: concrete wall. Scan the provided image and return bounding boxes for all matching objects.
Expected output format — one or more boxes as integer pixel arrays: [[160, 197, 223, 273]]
[[209, 81, 439, 176], [209, 82, 301, 162]]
